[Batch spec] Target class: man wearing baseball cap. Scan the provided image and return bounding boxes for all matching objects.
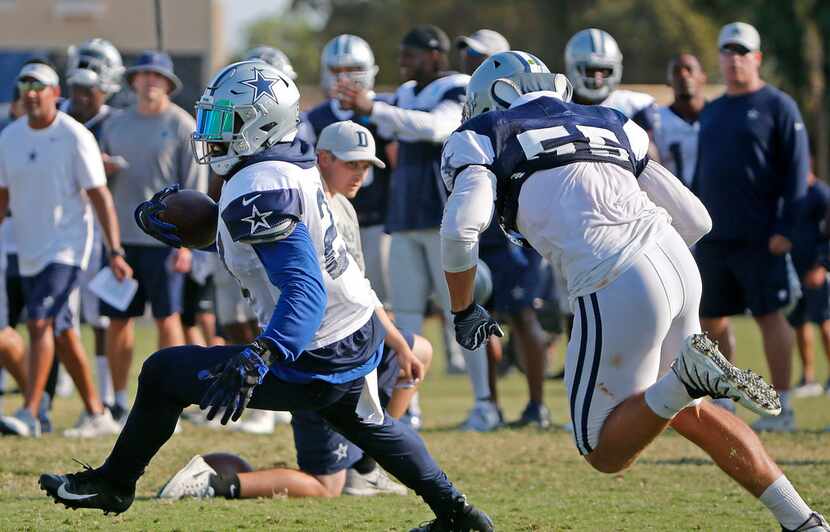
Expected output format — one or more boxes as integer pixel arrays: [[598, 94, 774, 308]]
[[694, 22, 811, 439], [455, 29, 510, 75], [97, 51, 207, 424], [0, 61, 130, 437]]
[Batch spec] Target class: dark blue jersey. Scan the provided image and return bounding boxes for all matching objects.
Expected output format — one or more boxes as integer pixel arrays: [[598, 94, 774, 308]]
[[383, 74, 468, 233], [695, 84, 809, 242], [441, 93, 650, 238], [791, 180, 830, 276], [304, 96, 393, 228]]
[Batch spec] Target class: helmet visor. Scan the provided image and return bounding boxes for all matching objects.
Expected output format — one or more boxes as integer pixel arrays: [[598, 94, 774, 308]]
[[194, 101, 235, 142]]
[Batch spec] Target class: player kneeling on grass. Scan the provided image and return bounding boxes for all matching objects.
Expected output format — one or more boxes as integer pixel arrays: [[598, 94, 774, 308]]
[[39, 61, 492, 532], [439, 51, 827, 532]]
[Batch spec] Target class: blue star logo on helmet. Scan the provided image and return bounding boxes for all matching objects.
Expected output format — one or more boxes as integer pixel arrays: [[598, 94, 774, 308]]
[[239, 68, 281, 104]]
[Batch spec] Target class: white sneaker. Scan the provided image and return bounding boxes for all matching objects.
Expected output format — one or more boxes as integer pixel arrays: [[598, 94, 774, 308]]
[[273, 411, 292, 424], [233, 409, 283, 435], [343, 467, 407, 496], [793, 380, 824, 398], [460, 401, 502, 432], [157, 455, 216, 499], [0, 408, 41, 437], [672, 334, 781, 417], [63, 410, 121, 438], [751, 408, 796, 433]]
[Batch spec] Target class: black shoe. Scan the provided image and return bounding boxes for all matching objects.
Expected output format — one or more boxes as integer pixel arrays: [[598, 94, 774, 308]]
[[410, 496, 494, 531], [510, 401, 551, 429], [39, 461, 134, 515]]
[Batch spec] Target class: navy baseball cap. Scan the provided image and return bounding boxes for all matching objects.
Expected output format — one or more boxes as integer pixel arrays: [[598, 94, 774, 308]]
[[402, 25, 451, 53], [126, 50, 182, 96]]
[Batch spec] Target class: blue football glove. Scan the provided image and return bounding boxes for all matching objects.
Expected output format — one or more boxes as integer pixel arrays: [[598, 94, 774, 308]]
[[197, 339, 273, 425], [134, 185, 182, 248], [452, 303, 504, 351]]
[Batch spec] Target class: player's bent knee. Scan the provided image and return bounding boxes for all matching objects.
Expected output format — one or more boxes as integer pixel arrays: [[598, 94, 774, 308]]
[[583, 450, 633, 475], [413, 335, 433, 369]]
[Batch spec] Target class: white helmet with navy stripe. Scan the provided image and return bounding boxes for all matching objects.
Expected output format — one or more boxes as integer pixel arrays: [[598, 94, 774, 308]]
[[464, 50, 572, 121], [66, 38, 124, 94], [320, 34, 378, 92], [244, 46, 297, 80], [192, 61, 300, 175], [565, 28, 623, 103]]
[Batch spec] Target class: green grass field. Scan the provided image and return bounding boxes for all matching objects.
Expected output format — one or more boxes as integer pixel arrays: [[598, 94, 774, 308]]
[[0, 316, 828, 531]]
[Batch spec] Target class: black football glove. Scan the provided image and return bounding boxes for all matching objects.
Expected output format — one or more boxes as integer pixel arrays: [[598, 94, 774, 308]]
[[452, 303, 504, 351], [197, 339, 273, 425], [134, 185, 182, 248]]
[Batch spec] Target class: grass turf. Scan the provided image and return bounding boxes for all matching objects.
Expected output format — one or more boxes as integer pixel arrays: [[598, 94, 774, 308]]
[[0, 316, 828, 531]]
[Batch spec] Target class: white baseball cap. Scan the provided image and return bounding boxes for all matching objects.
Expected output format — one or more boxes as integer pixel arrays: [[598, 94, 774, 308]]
[[317, 121, 386, 169], [718, 22, 760, 52], [456, 29, 510, 56], [17, 63, 60, 86]]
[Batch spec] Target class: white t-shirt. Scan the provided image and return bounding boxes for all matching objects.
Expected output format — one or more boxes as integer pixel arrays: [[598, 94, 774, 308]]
[[0, 112, 106, 275], [217, 160, 377, 349], [654, 106, 699, 187]]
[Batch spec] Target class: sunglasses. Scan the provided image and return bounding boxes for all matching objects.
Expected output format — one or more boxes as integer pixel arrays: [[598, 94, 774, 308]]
[[17, 80, 48, 93], [720, 44, 752, 56]]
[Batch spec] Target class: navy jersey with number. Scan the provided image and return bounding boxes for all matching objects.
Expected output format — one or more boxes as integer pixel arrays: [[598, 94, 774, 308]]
[[441, 93, 650, 234]]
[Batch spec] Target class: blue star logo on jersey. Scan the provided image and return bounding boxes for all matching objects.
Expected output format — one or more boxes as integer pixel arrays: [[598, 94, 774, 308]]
[[28, 150, 36, 162], [242, 204, 273, 235], [239, 68, 280, 104]]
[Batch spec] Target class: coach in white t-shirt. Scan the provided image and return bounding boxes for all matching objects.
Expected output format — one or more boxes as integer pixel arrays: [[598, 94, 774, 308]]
[[0, 63, 131, 438]]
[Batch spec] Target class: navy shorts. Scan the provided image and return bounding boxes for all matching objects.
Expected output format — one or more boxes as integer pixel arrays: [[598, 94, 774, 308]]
[[480, 244, 544, 314], [788, 279, 830, 327], [696, 240, 794, 318], [100, 245, 183, 319], [181, 275, 215, 327], [6, 254, 25, 328], [291, 330, 413, 476], [21, 262, 80, 334]]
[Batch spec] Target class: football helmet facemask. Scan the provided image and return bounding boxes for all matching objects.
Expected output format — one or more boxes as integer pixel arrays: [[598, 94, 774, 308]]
[[320, 34, 378, 93], [564, 28, 623, 104]]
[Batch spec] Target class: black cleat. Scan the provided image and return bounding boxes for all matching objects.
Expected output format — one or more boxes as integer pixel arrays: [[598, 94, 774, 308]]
[[410, 496, 494, 532], [39, 462, 134, 515]]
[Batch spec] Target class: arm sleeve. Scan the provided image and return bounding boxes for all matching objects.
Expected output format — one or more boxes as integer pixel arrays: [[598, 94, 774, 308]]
[[440, 164, 497, 272], [638, 159, 712, 246], [0, 135, 7, 188], [253, 221, 327, 363], [221, 188, 304, 244], [369, 98, 464, 143], [773, 98, 810, 239], [75, 128, 107, 189]]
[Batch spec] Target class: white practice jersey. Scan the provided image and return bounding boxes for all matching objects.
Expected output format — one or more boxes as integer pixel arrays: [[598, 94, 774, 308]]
[[600, 89, 656, 121], [653, 106, 699, 187], [217, 159, 377, 350]]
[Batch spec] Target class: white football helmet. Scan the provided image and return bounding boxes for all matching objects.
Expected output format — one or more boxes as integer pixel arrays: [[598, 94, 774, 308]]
[[66, 38, 124, 94], [320, 34, 378, 92], [192, 61, 300, 176], [244, 46, 297, 80], [464, 50, 572, 121], [564, 28, 623, 103]]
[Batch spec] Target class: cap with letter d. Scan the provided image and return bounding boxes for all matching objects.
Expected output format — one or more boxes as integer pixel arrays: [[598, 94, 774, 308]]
[[317, 121, 386, 168]]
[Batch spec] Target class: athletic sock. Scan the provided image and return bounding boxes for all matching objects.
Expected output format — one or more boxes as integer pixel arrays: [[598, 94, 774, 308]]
[[759, 475, 813, 530], [463, 344, 490, 401], [114, 390, 129, 410], [644, 370, 696, 419], [96, 356, 114, 406], [352, 454, 377, 475], [210, 473, 241, 499]]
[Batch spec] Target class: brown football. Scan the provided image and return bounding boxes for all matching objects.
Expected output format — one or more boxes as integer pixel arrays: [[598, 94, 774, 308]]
[[202, 452, 254, 476], [158, 189, 218, 249]]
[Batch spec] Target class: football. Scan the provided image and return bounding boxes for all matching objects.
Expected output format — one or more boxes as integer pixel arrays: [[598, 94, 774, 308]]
[[202, 452, 254, 477], [158, 189, 218, 249]]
